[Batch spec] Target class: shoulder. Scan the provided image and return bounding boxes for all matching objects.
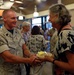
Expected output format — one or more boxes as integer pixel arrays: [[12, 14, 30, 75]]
[[0, 28, 4, 36], [60, 30, 74, 37], [30, 35, 44, 40], [36, 35, 44, 38]]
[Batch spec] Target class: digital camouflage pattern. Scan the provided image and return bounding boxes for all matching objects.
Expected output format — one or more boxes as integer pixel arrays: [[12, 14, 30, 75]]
[[0, 26, 25, 75]]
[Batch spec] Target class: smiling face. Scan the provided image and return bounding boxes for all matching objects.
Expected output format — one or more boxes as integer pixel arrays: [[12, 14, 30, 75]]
[[3, 10, 17, 30]]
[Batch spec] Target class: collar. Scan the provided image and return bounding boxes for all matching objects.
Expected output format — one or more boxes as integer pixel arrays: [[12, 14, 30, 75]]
[[2, 26, 17, 37], [61, 24, 72, 30]]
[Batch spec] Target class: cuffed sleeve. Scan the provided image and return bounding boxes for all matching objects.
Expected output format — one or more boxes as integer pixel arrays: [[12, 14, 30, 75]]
[[0, 45, 9, 53]]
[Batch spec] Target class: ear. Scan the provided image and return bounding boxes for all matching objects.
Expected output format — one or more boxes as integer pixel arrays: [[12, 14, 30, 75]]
[[54, 14, 59, 23], [3, 16, 7, 21]]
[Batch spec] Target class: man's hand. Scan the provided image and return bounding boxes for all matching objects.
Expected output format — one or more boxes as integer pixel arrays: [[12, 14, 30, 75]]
[[30, 55, 42, 66]]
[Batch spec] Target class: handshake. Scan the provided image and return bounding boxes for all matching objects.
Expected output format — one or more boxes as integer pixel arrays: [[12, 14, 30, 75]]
[[31, 51, 53, 65]]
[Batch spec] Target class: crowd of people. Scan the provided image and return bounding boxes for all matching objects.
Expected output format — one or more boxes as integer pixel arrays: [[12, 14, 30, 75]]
[[0, 3, 74, 75]]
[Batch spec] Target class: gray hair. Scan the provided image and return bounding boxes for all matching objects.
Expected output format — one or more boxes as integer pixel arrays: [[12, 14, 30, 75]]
[[22, 21, 30, 27], [49, 4, 71, 26]]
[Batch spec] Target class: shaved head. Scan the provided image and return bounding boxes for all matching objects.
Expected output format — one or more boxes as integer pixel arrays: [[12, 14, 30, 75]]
[[2, 9, 16, 17]]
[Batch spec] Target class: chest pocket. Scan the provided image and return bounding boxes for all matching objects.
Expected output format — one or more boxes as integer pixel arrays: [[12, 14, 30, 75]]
[[7, 37, 20, 49], [5, 32, 23, 49], [5, 34, 24, 56]]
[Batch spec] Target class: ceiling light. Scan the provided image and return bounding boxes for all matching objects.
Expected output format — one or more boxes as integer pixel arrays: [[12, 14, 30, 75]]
[[10, 0, 14, 1], [36, 0, 41, 3], [19, 7, 24, 9], [15, 1, 23, 4], [33, 5, 39, 17], [58, 0, 62, 4], [18, 16, 24, 20], [18, 11, 24, 20], [0, 1, 14, 9], [33, 12, 39, 17], [36, 0, 46, 2]]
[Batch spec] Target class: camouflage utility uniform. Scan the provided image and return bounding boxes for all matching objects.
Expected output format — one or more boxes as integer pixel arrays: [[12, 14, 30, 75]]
[[0, 26, 25, 75]]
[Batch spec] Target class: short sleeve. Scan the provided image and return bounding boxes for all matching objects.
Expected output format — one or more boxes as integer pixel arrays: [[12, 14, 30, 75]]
[[0, 36, 9, 53], [58, 30, 74, 53], [19, 38, 25, 47]]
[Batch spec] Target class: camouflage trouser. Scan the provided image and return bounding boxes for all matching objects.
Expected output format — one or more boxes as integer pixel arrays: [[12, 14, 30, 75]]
[[0, 64, 26, 75], [0, 67, 21, 75]]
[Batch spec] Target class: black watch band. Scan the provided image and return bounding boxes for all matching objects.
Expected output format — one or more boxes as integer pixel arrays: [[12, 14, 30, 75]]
[[52, 59, 56, 64]]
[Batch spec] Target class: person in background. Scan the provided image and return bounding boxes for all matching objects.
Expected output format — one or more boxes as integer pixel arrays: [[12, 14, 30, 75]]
[[49, 29, 58, 53], [47, 27, 56, 39], [21, 21, 31, 75], [43, 28, 50, 52], [40, 4, 74, 75], [44, 28, 49, 40], [45, 27, 57, 53], [26, 26, 47, 75], [21, 21, 31, 43], [0, 9, 40, 75], [39, 26, 44, 35]]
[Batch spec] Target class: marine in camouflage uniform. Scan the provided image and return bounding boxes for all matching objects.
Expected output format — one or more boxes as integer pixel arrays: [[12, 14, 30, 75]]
[[0, 9, 37, 75], [0, 26, 25, 75]]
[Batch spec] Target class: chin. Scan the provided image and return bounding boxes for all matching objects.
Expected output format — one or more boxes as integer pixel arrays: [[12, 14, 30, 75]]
[[11, 26, 16, 29], [13, 25, 17, 27]]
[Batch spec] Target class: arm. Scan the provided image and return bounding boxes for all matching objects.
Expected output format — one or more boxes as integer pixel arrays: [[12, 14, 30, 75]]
[[44, 51, 74, 73], [22, 44, 33, 57], [0, 50, 36, 64], [53, 51, 74, 73], [22, 44, 41, 65]]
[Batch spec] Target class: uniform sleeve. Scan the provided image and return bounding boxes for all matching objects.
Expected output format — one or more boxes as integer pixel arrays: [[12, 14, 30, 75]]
[[0, 36, 9, 53], [19, 37, 25, 47]]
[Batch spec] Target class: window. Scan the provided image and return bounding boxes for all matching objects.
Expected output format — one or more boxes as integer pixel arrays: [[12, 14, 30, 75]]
[[46, 16, 52, 29], [0, 24, 3, 28], [32, 17, 41, 27]]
